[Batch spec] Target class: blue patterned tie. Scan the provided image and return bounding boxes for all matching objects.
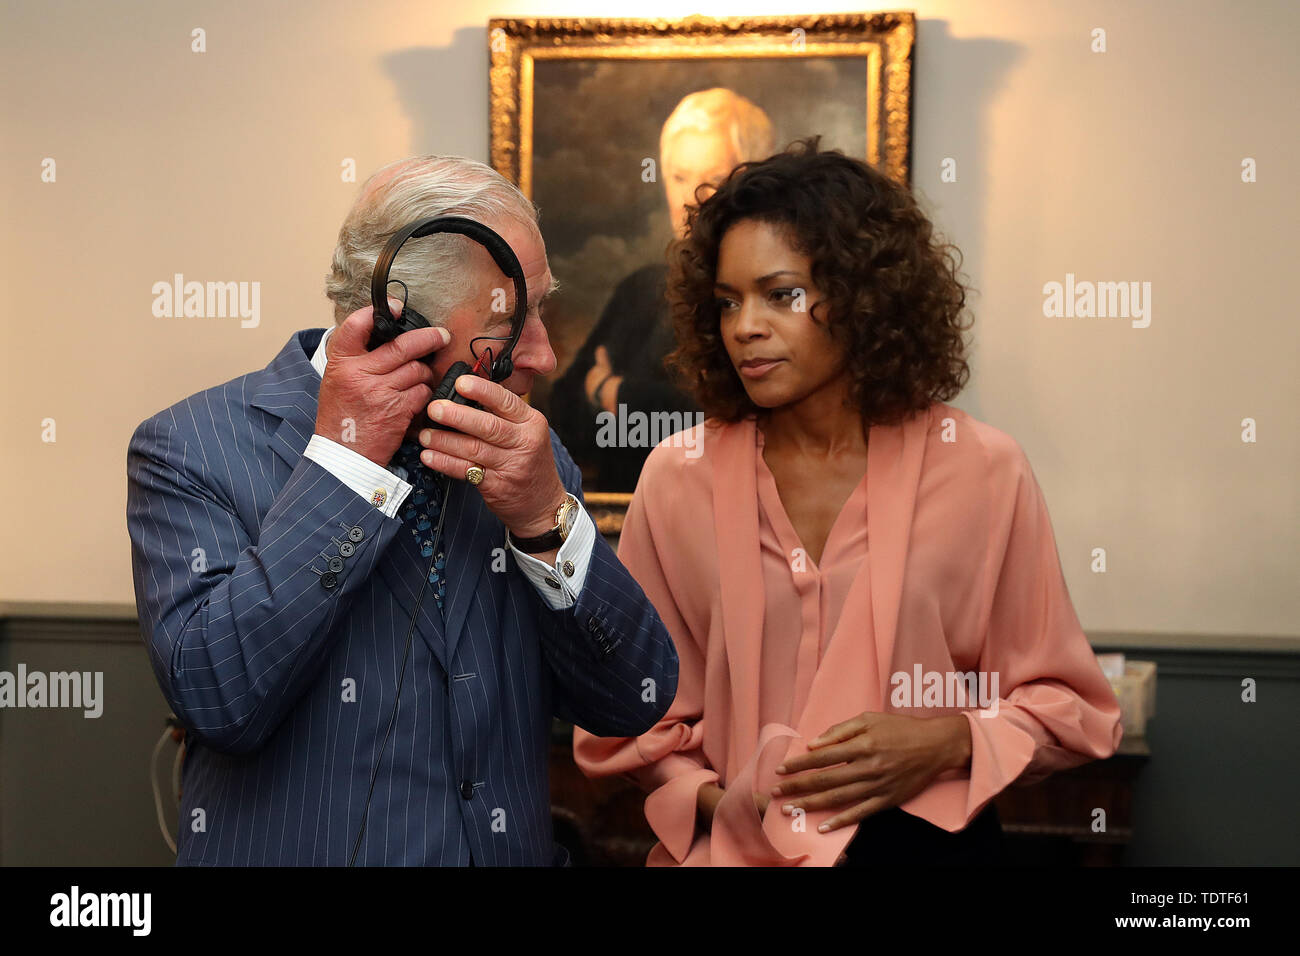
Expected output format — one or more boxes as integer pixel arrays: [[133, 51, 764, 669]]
[[389, 439, 448, 615]]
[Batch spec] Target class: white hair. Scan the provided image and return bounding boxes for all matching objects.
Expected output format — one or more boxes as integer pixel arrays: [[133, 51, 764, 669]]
[[659, 88, 776, 170], [325, 155, 538, 325]]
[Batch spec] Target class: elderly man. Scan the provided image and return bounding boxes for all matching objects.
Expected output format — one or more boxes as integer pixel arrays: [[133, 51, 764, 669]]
[[126, 155, 678, 866]]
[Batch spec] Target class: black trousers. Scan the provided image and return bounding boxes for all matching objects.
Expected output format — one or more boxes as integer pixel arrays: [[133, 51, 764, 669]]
[[840, 803, 1003, 866]]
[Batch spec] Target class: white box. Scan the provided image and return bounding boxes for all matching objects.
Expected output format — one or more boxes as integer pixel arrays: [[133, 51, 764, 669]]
[[1108, 659, 1156, 737]]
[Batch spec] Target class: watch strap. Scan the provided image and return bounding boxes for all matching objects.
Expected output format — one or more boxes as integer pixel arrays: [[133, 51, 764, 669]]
[[511, 494, 577, 554]]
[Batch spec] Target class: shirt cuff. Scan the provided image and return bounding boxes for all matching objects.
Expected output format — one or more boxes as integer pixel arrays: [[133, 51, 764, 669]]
[[303, 434, 413, 518], [508, 498, 596, 610]]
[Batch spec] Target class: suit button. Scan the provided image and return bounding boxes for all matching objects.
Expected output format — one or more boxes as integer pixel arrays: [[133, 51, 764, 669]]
[[328, 556, 344, 573], [562, 560, 575, 577], [347, 526, 365, 543], [460, 780, 474, 800], [339, 541, 355, 557], [320, 571, 338, 589]]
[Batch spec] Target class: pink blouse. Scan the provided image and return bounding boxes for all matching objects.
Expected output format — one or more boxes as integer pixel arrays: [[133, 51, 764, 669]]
[[754, 426, 869, 729], [574, 404, 1123, 866]]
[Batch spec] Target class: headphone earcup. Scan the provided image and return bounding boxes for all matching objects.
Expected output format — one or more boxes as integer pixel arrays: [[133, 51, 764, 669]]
[[368, 304, 431, 350], [432, 361, 472, 404]]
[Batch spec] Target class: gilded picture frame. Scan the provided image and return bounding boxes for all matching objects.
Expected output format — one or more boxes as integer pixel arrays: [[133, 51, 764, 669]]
[[488, 13, 916, 534]]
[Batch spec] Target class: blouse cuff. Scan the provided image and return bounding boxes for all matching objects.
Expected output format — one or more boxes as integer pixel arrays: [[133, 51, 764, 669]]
[[963, 704, 1039, 816], [903, 704, 1038, 831], [643, 766, 719, 864]]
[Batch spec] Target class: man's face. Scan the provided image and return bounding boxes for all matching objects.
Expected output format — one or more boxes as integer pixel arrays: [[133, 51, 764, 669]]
[[662, 128, 742, 239], [420, 215, 557, 403]]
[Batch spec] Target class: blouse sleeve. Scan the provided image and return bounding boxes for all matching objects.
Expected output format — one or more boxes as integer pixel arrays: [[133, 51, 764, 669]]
[[572, 452, 718, 863], [908, 443, 1123, 831]]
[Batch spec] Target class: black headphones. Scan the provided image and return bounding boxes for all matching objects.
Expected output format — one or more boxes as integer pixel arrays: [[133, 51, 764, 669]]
[[368, 214, 530, 410], [350, 215, 528, 866]]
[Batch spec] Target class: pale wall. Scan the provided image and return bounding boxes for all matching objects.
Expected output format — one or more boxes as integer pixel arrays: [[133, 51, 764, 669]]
[[2, 0, 1296, 641]]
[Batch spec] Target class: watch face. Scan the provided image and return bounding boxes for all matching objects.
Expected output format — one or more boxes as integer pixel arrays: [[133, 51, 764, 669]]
[[558, 495, 577, 537]]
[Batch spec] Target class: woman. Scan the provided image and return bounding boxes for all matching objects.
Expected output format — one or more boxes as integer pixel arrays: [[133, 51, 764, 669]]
[[573, 137, 1122, 867]]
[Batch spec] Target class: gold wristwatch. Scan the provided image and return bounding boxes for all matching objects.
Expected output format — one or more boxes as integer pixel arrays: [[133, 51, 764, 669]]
[[511, 493, 579, 554]]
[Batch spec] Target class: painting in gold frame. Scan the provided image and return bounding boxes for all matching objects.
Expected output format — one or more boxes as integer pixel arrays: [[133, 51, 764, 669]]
[[489, 13, 915, 534]]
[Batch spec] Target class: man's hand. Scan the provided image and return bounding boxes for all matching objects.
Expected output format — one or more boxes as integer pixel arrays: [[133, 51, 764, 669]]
[[315, 301, 450, 467], [770, 712, 972, 832], [417, 373, 567, 539]]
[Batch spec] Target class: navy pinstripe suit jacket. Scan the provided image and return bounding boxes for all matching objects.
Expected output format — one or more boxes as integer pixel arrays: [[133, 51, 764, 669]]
[[126, 327, 678, 866]]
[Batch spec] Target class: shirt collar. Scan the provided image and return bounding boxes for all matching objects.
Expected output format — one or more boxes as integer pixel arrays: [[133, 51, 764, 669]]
[[310, 325, 334, 378]]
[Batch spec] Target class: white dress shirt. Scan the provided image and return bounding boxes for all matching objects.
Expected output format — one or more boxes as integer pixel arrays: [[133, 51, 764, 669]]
[[302, 325, 595, 609]]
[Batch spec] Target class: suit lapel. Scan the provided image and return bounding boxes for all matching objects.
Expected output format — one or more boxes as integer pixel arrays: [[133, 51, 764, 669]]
[[440, 478, 501, 668], [250, 328, 327, 472], [373, 537, 448, 670], [249, 328, 449, 670], [373, 465, 501, 673]]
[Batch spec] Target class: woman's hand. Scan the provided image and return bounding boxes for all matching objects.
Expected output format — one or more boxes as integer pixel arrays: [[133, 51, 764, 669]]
[[697, 782, 772, 831], [771, 712, 972, 832]]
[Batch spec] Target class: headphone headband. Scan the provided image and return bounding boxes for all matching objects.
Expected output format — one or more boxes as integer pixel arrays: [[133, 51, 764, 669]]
[[369, 215, 529, 381]]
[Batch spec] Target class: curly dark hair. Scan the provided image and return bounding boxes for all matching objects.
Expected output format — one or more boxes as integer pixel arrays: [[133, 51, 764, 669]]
[[664, 136, 974, 426]]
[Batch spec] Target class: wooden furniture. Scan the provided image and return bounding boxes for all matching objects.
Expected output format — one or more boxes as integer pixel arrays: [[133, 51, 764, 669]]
[[994, 734, 1149, 866]]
